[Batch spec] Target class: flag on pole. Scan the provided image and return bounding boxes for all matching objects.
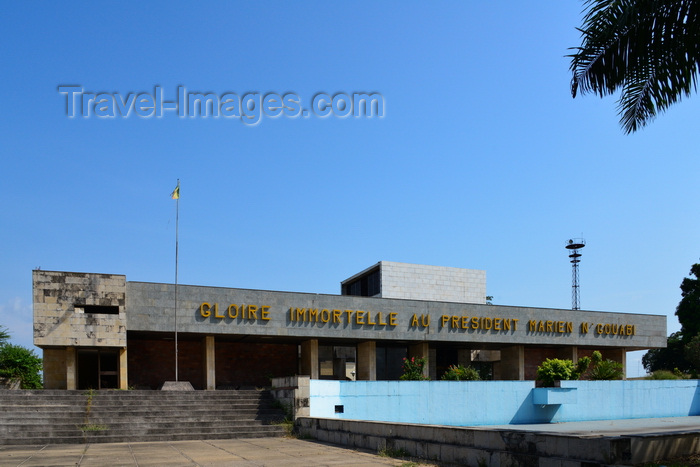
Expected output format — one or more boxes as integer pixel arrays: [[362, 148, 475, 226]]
[[170, 182, 180, 199]]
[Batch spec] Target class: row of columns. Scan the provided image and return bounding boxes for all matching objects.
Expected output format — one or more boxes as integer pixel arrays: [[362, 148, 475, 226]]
[[59, 339, 627, 389], [295, 341, 627, 382]]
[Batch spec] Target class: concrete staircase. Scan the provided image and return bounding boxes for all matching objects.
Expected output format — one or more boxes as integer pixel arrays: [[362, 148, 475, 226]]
[[0, 390, 288, 445]]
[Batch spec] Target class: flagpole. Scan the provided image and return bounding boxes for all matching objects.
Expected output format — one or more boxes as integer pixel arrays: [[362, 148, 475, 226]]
[[174, 179, 179, 382]]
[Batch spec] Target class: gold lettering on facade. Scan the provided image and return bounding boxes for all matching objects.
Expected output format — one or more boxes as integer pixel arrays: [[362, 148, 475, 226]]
[[594, 323, 635, 336], [528, 320, 574, 335], [309, 308, 319, 321], [440, 315, 517, 331], [201, 303, 634, 339], [247, 305, 258, 319], [200, 302, 270, 322]]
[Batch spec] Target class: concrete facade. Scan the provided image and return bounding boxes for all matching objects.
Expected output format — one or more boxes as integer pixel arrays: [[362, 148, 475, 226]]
[[33, 270, 126, 348], [125, 281, 665, 348], [341, 261, 487, 303], [32, 266, 667, 390]]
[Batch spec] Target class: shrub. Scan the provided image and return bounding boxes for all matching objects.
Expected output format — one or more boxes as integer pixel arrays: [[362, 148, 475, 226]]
[[536, 358, 575, 387], [441, 364, 480, 381], [588, 359, 624, 380], [647, 370, 681, 380], [0, 344, 43, 389], [400, 357, 428, 381], [572, 356, 592, 380]]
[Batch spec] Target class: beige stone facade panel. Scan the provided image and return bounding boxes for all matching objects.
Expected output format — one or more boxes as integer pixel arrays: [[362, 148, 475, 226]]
[[33, 270, 127, 348]]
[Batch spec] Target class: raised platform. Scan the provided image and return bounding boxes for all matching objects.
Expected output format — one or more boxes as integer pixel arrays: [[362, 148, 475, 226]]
[[296, 416, 700, 466]]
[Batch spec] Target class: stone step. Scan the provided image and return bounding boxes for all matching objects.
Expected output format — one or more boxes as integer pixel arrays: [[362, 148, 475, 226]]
[[1, 428, 287, 445], [0, 401, 275, 409], [5, 425, 284, 438], [1, 419, 283, 432], [0, 394, 272, 402], [2, 409, 284, 420], [94, 393, 272, 399], [0, 389, 287, 445], [0, 418, 285, 430]]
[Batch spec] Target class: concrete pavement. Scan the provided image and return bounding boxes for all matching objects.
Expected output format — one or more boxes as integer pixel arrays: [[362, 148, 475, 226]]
[[0, 437, 409, 467]]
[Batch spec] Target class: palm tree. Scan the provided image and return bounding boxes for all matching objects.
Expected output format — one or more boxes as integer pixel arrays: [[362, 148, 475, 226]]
[[569, 0, 700, 133], [0, 326, 9, 346]]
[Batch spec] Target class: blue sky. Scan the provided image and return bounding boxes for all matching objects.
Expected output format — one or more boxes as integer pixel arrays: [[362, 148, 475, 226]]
[[1, 2, 698, 378]]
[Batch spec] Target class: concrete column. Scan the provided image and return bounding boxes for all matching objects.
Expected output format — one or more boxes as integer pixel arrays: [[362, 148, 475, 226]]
[[356, 341, 376, 381], [408, 342, 429, 379], [558, 346, 578, 362], [66, 346, 77, 390], [499, 345, 525, 381], [300, 339, 319, 379], [203, 335, 216, 390], [118, 347, 128, 390], [428, 348, 437, 381]]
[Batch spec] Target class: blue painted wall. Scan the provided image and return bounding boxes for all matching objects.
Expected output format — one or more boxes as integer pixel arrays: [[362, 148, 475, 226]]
[[310, 379, 700, 426], [556, 380, 700, 422]]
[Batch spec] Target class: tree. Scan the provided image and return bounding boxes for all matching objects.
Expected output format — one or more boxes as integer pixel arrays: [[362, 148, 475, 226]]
[[0, 325, 9, 346], [642, 264, 700, 373], [675, 263, 700, 340], [643, 331, 688, 372], [0, 344, 43, 389], [685, 334, 700, 372], [569, 0, 700, 133]]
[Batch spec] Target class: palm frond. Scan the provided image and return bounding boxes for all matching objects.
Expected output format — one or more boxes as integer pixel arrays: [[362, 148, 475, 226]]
[[569, 0, 700, 133]]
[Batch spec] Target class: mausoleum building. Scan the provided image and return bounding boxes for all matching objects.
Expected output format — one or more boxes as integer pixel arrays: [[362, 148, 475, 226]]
[[32, 262, 667, 390]]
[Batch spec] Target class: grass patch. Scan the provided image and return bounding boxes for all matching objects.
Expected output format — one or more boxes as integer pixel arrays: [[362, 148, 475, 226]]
[[271, 418, 295, 437], [378, 447, 410, 458], [638, 453, 700, 466], [79, 424, 108, 432]]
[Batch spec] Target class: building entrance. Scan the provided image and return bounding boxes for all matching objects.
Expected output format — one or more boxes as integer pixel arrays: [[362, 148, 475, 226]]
[[77, 349, 119, 389]]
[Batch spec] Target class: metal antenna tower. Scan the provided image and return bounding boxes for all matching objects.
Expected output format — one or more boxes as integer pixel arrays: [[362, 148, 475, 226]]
[[565, 238, 585, 310]]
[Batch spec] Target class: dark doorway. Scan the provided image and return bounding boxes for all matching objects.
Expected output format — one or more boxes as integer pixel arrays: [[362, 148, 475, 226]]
[[77, 349, 119, 389], [376, 346, 407, 380], [435, 347, 458, 379]]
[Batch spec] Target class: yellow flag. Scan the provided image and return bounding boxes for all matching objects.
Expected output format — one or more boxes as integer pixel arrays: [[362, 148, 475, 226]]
[[170, 183, 180, 199]]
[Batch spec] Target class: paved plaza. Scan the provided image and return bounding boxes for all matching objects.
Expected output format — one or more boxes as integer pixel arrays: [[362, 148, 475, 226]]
[[0, 437, 408, 467]]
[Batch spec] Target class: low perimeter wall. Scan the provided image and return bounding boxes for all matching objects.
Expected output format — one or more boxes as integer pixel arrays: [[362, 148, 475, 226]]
[[310, 379, 700, 425], [296, 417, 700, 466]]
